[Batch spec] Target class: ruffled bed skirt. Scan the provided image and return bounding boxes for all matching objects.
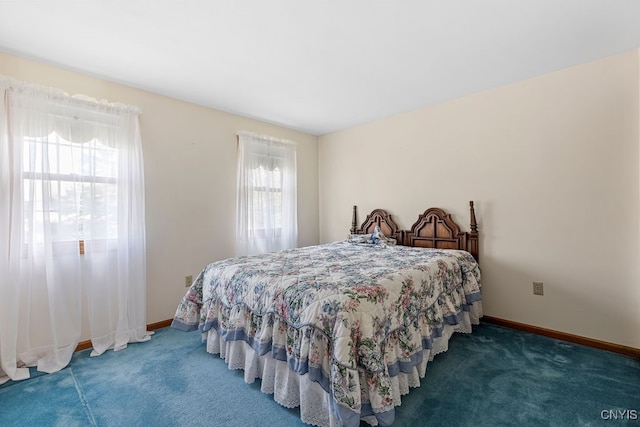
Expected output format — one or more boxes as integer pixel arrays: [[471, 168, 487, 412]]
[[202, 302, 483, 427]]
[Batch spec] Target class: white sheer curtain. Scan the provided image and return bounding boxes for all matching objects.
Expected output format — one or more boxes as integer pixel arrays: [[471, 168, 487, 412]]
[[236, 131, 297, 256], [0, 76, 150, 385]]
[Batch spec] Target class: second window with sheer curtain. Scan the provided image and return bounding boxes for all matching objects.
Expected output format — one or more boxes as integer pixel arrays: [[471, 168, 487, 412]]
[[236, 131, 297, 256]]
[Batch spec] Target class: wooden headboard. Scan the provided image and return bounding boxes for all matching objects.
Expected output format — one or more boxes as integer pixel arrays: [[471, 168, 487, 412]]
[[351, 201, 479, 262]]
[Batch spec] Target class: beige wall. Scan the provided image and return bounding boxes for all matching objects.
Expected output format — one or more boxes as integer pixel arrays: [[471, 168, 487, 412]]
[[319, 50, 640, 348], [0, 52, 319, 336]]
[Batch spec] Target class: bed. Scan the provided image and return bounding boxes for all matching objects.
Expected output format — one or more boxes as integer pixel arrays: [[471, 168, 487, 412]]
[[172, 202, 482, 427]]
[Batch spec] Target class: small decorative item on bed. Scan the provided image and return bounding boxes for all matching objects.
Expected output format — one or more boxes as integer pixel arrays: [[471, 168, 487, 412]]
[[172, 202, 482, 427]]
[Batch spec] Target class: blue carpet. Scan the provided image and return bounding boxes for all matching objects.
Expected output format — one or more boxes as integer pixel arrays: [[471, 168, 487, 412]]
[[1, 322, 638, 426]]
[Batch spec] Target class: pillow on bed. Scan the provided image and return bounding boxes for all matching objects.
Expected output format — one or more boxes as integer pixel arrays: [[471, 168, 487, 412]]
[[347, 233, 372, 244], [347, 226, 397, 246]]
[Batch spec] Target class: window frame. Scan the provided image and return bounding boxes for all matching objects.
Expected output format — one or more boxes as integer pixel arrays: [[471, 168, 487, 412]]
[[21, 133, 119, 254]]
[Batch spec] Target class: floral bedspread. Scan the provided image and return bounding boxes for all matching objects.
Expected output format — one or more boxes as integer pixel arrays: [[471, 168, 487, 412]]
[[172, 241, 481, 426]]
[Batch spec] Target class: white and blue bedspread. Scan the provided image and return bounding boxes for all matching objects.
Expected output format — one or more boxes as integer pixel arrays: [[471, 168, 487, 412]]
[[172, 241, 482, 426]]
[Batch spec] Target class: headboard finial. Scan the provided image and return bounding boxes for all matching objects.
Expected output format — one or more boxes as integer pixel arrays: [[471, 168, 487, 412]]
[[469, 201, 478, 234], [351, 205, 358, 234]]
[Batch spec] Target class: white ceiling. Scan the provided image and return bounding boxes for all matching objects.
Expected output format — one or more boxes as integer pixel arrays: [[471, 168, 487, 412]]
[[1, 1, 639, 136]]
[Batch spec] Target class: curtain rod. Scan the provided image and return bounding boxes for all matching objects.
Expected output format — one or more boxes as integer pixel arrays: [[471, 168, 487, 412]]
[[236, 130, 297, 146], [0, 74, 142, 115]]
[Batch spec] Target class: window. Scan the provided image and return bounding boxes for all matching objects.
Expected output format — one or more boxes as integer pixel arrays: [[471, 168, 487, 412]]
[[236, 131, 297, 256], [249, 158, 283, 236], [23, 132, 118, 250]]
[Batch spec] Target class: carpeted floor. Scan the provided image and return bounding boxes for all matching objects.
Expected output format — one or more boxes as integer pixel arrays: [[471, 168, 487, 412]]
[[1, 322, 638, 426]]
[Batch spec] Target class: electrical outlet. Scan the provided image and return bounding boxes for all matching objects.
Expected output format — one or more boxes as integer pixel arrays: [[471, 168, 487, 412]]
[[533, 281, 544, 296], [185, 275, 193, 288]]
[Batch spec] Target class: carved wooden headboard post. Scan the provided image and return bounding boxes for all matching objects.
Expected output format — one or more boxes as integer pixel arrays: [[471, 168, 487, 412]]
[[468, 201, 479, 262], [350, 205, 358, 234]]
